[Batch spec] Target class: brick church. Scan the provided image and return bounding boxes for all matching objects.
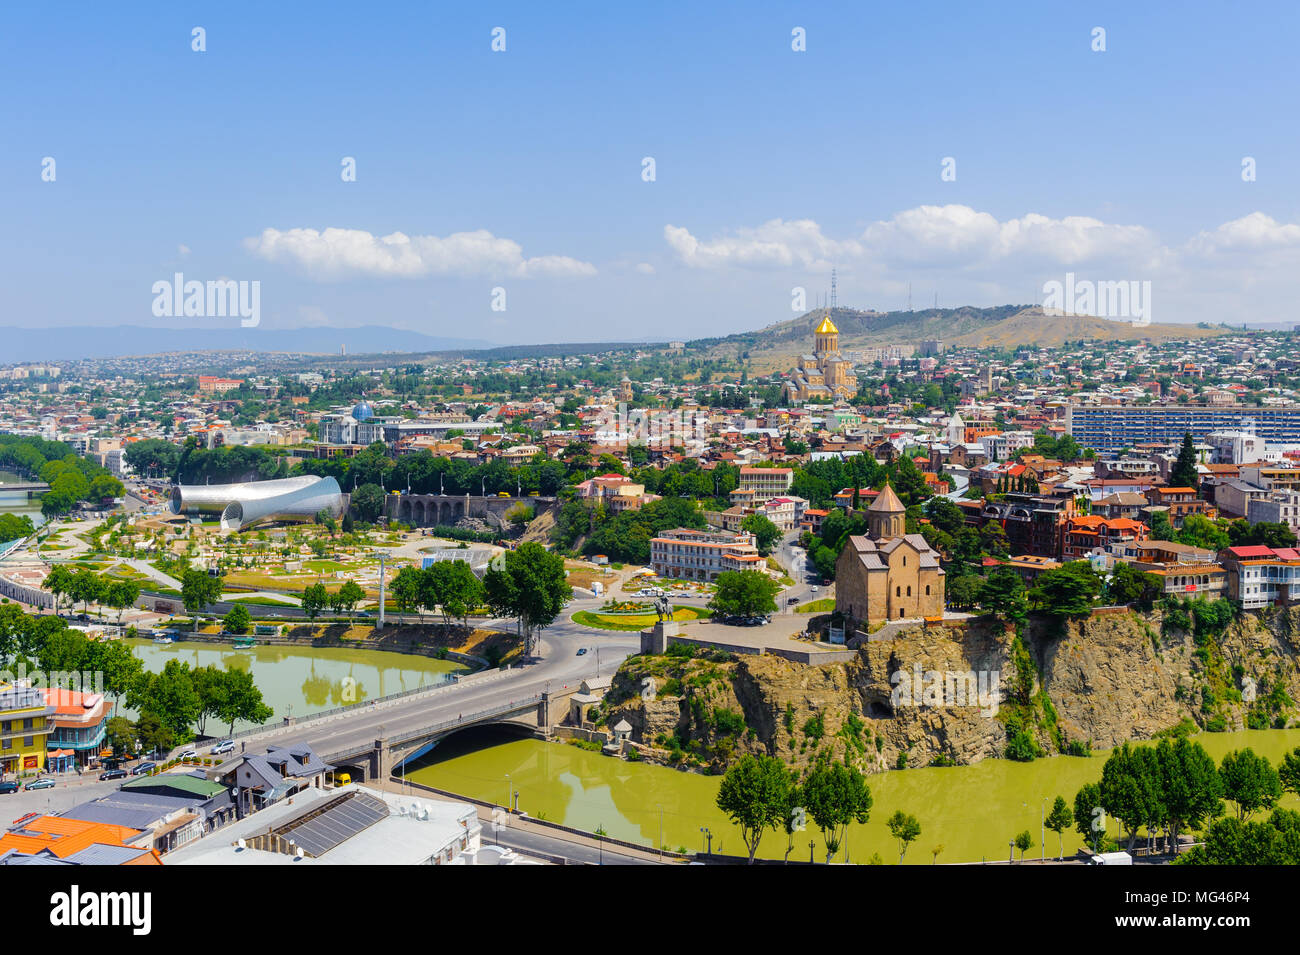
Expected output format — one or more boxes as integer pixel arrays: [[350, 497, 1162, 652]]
[[834, 483, 946, 628]]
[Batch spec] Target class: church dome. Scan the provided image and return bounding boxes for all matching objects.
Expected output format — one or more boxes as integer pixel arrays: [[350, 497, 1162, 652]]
[[815, 314, 839, 335]]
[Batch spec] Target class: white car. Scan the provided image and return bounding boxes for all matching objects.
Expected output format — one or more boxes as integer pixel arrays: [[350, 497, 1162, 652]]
[[211, 740, 236, 755], [178, 749, 198, 760]]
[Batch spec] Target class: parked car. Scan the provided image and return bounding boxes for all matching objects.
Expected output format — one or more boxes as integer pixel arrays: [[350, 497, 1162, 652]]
[[211, 739, 236, 755], [99, 768, 127, 781], [131, 761, 156, 776], [576, 647, 587, 656], [787, 596, 800, 605], [177, 749, 198, 760], [24, 778, 55, 790], [0, 780, 19, 794]]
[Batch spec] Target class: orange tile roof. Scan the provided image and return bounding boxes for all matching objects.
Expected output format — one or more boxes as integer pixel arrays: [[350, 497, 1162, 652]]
[[0, 815, 154, 861]]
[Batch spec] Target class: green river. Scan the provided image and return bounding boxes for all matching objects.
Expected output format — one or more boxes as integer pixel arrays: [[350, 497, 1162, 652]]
[[408, 726, 1300, 863], [124, 639, 470, 731]]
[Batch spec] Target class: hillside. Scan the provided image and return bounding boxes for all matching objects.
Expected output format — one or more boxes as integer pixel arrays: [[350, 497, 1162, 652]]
[[691, 304, 1230, 371], [948, 307, 1230, 349]]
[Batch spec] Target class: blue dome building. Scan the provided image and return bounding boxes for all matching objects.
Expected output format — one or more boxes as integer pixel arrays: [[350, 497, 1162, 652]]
[[352, 400, 374, 421]]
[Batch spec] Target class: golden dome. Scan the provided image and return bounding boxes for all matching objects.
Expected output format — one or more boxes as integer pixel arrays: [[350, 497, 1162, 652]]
[[815, 314, 838, 335]]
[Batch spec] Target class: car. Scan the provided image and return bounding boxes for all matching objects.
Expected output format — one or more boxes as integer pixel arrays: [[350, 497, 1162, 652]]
[[131, 761, 156, 776], [24, 778, 55, 790], [177, 749, 198, 760], [99, 769, 127, 781], [576, 647, 587, 656], [211, 740, 236, 755], [787, 596, 800, 604], [810, 586, 819, 593], [0, 781, 19, 795]]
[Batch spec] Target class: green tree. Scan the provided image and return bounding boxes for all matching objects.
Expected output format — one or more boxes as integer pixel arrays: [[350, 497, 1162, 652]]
[[886, 810, 921, 864], [181, 569, 222, 620], [715, 754, 792, 864], [1177, 809, 1300, 866], [1157, 737, 1222, 854], [978, 567, 1028, 624], [740, 513, 782, 556], [1029, 561, 1102, 617], [1105, 561, 1162, 610], [803, 759, 873, 862], [1170, 432, 1200, 490], [708, 570, 780, 619], [391, 566, 423, 620], [104, 579, 141, 626], [301, 582, 329, 622], [217, 668, 274, 736], [1045, 796, 1072, 860], [482, 542, 573, 655], [105, 715, 135, 756], [334, 580, 365, 620], [1219, 748, 1283, 821], [223, 603, 251, 634], [1074, 782, 1106, 854], [1014, 829, 1034, 862], [350, 482, 387, 523]]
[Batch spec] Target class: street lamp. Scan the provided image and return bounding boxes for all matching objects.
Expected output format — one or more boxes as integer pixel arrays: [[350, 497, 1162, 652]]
[[700, 826, 712, 855], [1041, 796, 1047, 862], [657, 804, 664, 859], [505, 774, 512, 815]]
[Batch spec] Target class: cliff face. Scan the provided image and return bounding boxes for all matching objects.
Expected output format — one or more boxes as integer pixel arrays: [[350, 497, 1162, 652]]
[[603, 607, 1300, 775]]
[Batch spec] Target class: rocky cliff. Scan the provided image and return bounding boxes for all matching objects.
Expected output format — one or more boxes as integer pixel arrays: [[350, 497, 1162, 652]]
[[600, 605, 1300, 775]]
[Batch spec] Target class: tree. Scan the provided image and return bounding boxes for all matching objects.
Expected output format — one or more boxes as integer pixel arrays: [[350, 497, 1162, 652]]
[[128, 659, 200, 740], [104, 579, 141, 626], [1219, 748, 1283, 821], [105, 715, 135, 756], [803, 758, 873, 862], [1175, 514, 1229, 552], [1149, 509, 1174, 541], [1280, 746, 1300, 798], [134, 711, 174, 757], [334, 580, 365, 620], [68, 568, 105, 617], [391, 566, 423, 620], [978, 567, 1028, 624], [740, 513, 781, 556], [945, 573, 983, 611], [504, 503, 535, 528], [301, 582, 329, 622], [1045, 796, 1072, 860], [482, 542, 572, 655], [1157, 737, 1222, 854], [716, 755, 792, 864], [1074, 782, 1106, 854], [1014, 829, 1034, 862], [181, 569, 222, 619], [43, 565, 74, 615], [1105, 561, 1162, 610], [708, 570, 780, 619], [217, 668, 274, 736], [1170, 432, 1200, 490], [223, 603, 251, 634], [887, 810, 921, 864], [1029, 561, 1102, 617], [351, 482, 387, 523], [1100, 743, 1164, 853], [1177, 809, 1300, 866]]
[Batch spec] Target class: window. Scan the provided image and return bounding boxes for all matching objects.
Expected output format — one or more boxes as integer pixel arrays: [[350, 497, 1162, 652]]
[[907, 586, 912, 596], [925, 585, 930, 595], [23, 736, 33, 747], [895, 586, 900, 597]]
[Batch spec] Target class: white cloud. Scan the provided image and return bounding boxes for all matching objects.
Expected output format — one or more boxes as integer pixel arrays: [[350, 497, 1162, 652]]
[[635, 262, 655, 275], [245, 227, 596, 279], [664, 219, 863, 270], [177, 244, 191, 256], [1185, 212, 1300, 256], [666, 205, 1159, 272]]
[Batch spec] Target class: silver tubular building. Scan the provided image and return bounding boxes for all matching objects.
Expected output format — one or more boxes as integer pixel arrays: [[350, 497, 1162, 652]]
[[170, 476, 345, 532]]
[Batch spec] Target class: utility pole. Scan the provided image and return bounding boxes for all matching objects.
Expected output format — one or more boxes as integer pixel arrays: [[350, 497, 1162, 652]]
[[372, 551, 387, 630]]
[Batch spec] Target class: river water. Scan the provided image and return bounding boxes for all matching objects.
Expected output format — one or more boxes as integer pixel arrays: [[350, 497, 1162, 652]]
[[408, 726, 1300, 863], [0, 469, 44, 533], [124, 639, 470, 733]]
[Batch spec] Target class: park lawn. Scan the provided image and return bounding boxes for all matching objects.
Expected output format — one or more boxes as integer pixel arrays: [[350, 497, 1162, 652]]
[[228, 595, 298, 607], [572, 606, 706, 631], [303, 559, 348, 572], [796, 598, 835, 613]]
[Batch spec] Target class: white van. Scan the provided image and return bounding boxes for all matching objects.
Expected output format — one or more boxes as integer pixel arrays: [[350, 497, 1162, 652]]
[[1089, 851, 1133, 865]]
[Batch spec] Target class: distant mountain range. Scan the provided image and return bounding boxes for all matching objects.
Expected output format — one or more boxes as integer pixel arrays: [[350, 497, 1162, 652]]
[[0, 325, 497, 361]]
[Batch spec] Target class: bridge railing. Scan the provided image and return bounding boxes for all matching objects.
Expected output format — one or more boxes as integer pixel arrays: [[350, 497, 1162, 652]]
[[383, 693, 546, 750], [208, 671, 465, 743]]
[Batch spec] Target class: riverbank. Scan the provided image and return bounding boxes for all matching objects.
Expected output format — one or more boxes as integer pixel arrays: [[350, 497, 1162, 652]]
[[408, 726, 1300, 864]]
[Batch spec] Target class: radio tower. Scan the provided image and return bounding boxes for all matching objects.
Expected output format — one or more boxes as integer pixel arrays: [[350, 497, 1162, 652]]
[[830, 269, 837, 310]]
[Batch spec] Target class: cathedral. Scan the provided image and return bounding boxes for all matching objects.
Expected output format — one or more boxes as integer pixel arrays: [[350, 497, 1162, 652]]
[[784, 312, 858, 403], [833, 483, 946, 629]]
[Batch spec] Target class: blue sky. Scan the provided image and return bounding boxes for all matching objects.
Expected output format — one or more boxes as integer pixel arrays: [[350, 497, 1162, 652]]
[[2, 1, 1298, 344]]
